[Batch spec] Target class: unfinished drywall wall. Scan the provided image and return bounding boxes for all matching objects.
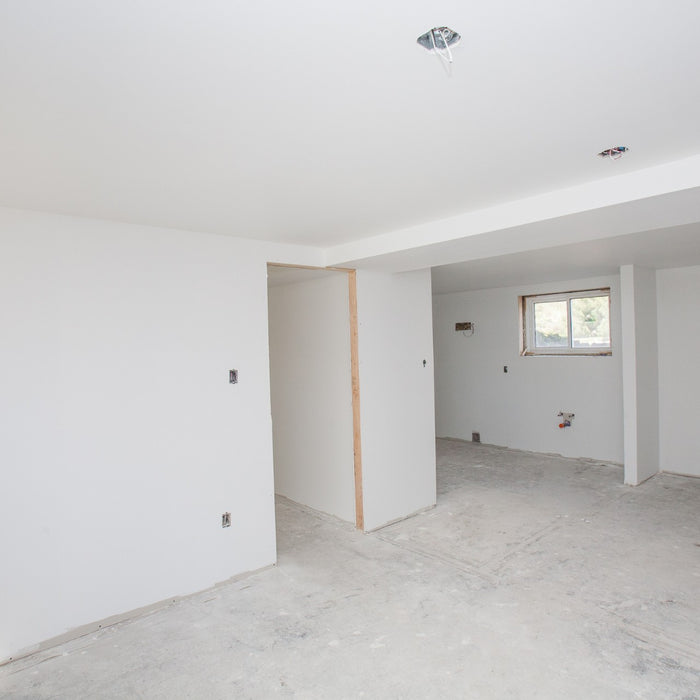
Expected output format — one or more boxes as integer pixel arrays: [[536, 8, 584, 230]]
[[657, 264, 700, 477], [356, 269, 437, 531], [620, 265, 660, 484], [433, 276, 623, 462], [0, 208, 323, 661], [268, 271, 355, 522]]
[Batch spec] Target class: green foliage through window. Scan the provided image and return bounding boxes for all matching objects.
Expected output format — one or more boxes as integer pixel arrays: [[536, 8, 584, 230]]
[[522, 289, 611, 355], [534, 300, 568, 347]]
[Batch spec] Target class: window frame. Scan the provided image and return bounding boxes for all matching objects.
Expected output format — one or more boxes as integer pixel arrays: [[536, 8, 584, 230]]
[[519, 288, 612, 356]]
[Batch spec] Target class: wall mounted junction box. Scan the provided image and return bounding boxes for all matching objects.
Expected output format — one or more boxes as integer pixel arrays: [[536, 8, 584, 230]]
[[455, 322, 473, 331]]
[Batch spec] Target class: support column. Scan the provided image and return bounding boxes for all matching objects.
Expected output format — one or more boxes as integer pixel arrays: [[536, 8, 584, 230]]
[[620, 265, 659, 485]]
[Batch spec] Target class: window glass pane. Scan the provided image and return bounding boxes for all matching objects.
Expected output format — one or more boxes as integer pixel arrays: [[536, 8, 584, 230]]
[[534, 301, 568, 347], [571, 295, 610, 348]]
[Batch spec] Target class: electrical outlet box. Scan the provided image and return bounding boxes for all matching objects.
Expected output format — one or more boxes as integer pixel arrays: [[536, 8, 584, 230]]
[[229, 369, 238, 384], [222, 512, 231, 528], [455, 322, 473, 331], [472, 432, 481, 443]]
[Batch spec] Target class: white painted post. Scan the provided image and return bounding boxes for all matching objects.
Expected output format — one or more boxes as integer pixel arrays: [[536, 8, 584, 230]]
[[620, 265, 659, 485]]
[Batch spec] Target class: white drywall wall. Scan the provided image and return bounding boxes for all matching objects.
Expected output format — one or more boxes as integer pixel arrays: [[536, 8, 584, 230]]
[[356, 269, 437, 531], [657, 265, 700, 477], [268, 272, 355, 523], [0, 208, 323, 661], [620, 265, 660, 484], [433, 276, 623, 462]]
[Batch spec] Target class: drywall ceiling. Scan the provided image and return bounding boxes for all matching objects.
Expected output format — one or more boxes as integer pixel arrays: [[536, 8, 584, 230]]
[[2, 0, 700, 257], [432, 222, 700, 294]]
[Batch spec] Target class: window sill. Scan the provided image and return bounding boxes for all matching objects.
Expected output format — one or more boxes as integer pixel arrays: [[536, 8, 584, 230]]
[[521, 350, 612, 357]]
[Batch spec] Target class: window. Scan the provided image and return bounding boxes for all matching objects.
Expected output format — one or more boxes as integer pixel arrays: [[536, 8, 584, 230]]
[[520, 288, 611, 356]]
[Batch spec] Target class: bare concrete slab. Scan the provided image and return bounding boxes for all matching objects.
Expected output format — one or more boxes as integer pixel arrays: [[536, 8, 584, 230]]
[[2, 439, 699, 698]]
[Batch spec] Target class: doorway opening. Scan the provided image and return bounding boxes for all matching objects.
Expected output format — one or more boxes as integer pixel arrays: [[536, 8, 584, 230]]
[[267, 264, 363, 532]]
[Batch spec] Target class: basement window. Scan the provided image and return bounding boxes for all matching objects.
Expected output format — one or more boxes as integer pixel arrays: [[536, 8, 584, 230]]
[[520, 289, 611, 356]]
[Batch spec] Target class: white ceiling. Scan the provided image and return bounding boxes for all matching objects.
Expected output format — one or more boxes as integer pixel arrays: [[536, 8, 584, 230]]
[[0, 0, 700, 247], [432, 222, 700, 294], [2, 0, 700, 256]]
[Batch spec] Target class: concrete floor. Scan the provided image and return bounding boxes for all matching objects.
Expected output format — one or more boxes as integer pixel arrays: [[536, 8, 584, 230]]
[[3, 439, 700, 699]]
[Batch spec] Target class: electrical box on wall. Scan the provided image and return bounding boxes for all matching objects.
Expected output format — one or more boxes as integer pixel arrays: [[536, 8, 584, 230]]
[[455, 322, 473, 331]]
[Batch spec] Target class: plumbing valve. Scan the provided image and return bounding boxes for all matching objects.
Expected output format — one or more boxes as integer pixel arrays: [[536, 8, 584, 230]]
[[558, 411, 575, 428]]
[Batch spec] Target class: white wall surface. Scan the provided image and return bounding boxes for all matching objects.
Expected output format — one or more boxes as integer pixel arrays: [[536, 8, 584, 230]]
[[356, 269, 437, 531], [657, 265, 700, 477], [433, 276, 623, 463], [620, 265, 660, 484], [268, 273, 355, 523], [0, 208, 323, 661]]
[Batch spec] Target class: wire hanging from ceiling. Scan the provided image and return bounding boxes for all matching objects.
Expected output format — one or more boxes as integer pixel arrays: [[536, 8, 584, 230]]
[[598, 146, 629, 160], [417, 27, 461, 66]]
